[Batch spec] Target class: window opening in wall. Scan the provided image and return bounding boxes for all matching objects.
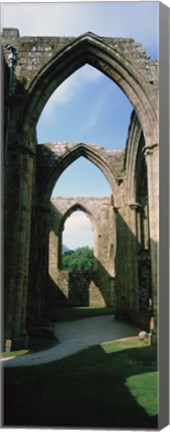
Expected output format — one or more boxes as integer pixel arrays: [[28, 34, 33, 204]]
[[38, 61, 132, 309], [52, 156, 112, 198], [50, 156, 112, 272], [37, 64, 133, 151], [62, 210, 94, 272]]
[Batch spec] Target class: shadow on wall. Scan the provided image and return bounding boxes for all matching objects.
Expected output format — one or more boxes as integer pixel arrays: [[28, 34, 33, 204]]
[[26, 140, 156, 333], [115, 209, 154, 331], [46, 262, 116, 307], [27, 190, 155, 333], [27, 195, 116, 324]]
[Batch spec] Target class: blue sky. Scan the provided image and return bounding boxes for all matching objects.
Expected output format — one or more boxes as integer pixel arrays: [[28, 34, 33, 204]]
[[1, 1, 159, 249], [38, 65, 133, 150], [38, 64, 131, 199], [1, 2, 159, 59]]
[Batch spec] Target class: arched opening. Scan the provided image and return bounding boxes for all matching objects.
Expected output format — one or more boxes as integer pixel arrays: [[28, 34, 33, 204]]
[[51, 156, 112, 198], [27, 35, 157, 323], [29, 39, 153, 320], [28, 141, 117, 321], [24, 33, 158, 148], [62, 210, 94, 272], [3, 30, 159, 350], [7, 32, 157, 335], [48, 201, 111, 308], [49, 153, 113, 275], [43, 143, 119, 201], [29, 38, 157, 321], [37, 64, 133, 150], [63, 210, 93, 250]]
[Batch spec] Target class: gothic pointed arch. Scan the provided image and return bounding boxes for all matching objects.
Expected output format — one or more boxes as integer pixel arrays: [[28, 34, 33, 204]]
[[57, 200, 98, 271], [61, 202, 95, 231], [23, 32, 158, 147], [37, 142, 119, 202]]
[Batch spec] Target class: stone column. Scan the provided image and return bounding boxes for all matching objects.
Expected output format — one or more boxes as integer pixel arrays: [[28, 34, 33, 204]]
[[144, 144, 159, 330], [4, 147, 35, 350], [27, 205, 48, 323], [49, 230, 59, 275], [114, 206, 129, 316], [128, 203, 141, 311]]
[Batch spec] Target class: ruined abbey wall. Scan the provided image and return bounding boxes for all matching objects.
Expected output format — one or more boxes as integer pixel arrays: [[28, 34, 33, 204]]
[[48, 196, 116, 308], [2, 29, 159, 348]]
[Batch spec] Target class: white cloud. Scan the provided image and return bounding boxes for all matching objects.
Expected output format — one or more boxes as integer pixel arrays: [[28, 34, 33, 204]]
[[1, 4, 74, 36], [40, 65, 102, 118], [63, 211, 93, 249], [41, 74, 78, 117], [78, 82, 120, 135], [79, 66, 102, 83], [40, 65, 117, 134], [1, 2, 159, 59]]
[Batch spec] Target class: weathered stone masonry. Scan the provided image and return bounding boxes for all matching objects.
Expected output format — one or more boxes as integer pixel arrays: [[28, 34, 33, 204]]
[[49, 196, 116, 308], [27, 143, 122, 320], [2, 29, 159, 348]]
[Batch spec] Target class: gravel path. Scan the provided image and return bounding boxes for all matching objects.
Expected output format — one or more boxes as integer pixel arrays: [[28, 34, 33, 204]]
[[2, 315, 139, 368]]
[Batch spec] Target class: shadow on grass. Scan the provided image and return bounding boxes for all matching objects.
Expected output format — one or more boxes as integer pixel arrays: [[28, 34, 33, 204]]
[[3, 340, 158, 429], [1, 337, 58, 359]]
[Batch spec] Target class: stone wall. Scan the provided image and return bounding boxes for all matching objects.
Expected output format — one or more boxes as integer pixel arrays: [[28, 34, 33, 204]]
[[48, 270, 109, 308], [35, 142, 125, 206], [2, 29, 159, 348], [26, 196, 116, 318]]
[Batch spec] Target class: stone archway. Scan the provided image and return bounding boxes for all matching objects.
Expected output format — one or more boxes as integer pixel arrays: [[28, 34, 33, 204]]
[[123, 111, 158, 328], [36, 142, 121, 203], [57, 202, 97, 270], [27, 145, 118, 320], [19, 32, 158, 148], [2, 29, 159, 348], [49, 200, 98, 277], [47, 197, 116, 308]]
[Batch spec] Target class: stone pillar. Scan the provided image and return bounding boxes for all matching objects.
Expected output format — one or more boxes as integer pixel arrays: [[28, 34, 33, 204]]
[[27, 205, 46, 323], [4, 147, 35, 349], [36, 206, 51, 320], [114, 206, 128, 316], [129, 203, 141, 311], [49, 230, 59, 275], [144, 144, 159, 329], [115, 203, 145, 326]]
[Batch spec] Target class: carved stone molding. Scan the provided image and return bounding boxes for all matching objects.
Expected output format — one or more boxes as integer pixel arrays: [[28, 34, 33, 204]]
[[143, 143, 159, 157], [129, 202, 142, 211]]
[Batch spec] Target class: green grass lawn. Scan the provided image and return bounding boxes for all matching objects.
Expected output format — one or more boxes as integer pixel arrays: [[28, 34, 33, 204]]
[[3, 336, 158, 429], [1, 337, 57, 359]]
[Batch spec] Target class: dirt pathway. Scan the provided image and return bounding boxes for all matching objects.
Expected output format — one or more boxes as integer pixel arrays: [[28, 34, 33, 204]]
[[2, 315, 139, 368]]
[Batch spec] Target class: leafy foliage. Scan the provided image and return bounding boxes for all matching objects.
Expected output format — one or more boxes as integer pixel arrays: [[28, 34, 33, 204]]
[[62, 246, 94, 271]]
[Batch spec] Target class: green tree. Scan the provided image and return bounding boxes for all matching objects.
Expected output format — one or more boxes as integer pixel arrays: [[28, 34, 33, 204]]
[[62, 246, 94, 271]]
